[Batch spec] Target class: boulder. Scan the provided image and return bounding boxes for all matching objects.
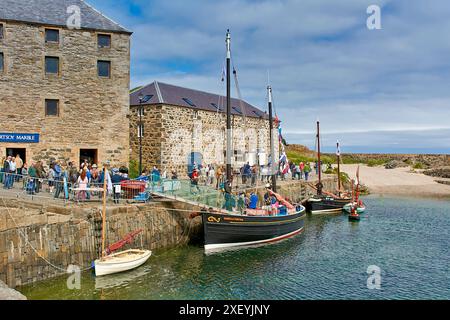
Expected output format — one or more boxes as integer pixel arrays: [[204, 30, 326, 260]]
[[0, 280, 27, 300]]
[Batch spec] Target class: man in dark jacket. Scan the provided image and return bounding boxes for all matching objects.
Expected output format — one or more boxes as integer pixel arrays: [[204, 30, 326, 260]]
[[3, 156, 11, 189]]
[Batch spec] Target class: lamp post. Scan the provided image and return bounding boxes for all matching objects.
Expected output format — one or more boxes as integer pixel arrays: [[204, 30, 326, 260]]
[[138, 93, 144, 176]]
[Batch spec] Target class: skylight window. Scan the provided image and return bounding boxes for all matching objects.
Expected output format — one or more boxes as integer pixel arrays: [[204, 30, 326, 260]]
[[182, 98, 196, 107], [252, 110, 261, 117], [211, 103, 222, 111], [141, 95, 153, 103], [232, 106, 243, 114]]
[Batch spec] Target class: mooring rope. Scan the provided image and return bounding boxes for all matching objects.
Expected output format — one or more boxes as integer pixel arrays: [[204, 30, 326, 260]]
[[1, 197, 92, 272]]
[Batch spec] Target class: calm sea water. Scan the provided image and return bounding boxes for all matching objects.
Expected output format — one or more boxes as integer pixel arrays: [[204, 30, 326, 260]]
[[19, 195, 450, 300]]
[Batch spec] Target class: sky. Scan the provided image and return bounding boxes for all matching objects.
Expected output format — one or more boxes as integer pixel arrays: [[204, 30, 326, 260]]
[[90, 0, 450, 154]]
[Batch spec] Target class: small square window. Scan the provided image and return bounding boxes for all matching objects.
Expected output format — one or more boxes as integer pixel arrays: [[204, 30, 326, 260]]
[[97, 60, 111, 78], [45, 99, 59, 116], [0, 24, 4, 40], [0, 53, 4, 72], [98, 34, 111, 48], [45, 56, 59, 74], [45, 29, 59, 43]]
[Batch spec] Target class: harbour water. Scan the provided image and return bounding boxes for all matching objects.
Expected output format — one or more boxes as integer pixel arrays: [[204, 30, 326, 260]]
[[19, 195, 450, 300]]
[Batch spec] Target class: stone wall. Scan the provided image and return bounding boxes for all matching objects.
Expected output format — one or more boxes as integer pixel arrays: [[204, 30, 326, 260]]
[[0, 199, 202, 288], [130, 103, 279, 177], [336, 153, 450, 168], [0, 21, 130, 167]]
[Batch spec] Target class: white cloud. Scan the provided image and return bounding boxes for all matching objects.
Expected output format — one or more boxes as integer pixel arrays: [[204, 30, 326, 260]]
[[91, 0, 450, 153]]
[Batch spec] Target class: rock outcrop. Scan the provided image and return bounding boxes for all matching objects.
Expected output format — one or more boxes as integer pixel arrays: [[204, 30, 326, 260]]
[[0, 280, 27, 300]]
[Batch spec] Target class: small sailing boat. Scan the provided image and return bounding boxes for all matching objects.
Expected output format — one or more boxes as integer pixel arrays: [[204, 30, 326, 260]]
[[202, 30, 306, 252], [94, 167, 152, 276], [343, 167, 366, 214], [348, 209, 361, 221], [305, 123, 350, 214]]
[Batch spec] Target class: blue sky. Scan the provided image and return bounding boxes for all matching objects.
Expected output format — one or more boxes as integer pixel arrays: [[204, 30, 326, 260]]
[[90, 0, 450, 154]]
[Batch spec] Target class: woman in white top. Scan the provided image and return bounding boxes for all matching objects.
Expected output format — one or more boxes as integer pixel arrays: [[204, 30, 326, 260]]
[[76, 170, 89, 201]]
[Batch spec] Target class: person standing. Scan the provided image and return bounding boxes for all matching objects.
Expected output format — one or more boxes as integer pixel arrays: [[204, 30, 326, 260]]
[[190, 168, 200, 194], [48, 163, 56, 194], [208, 165, 215, 186], [304, 163, 311, 181], [3, 156, 11, 189], [15, 154, 23, 181], [8, 157, 16, 189], [76, 170, 89, 202], [299, 162, 305, 180]]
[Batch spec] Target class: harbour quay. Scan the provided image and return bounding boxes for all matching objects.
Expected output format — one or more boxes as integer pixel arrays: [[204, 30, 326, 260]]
[[0, 177, 335, 288]]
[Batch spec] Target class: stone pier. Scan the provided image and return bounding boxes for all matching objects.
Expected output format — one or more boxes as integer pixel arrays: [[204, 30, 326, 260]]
[[0, 199, 203, 289]]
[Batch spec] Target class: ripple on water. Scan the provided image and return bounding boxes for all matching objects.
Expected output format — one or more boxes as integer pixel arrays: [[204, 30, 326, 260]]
[[18, 195, 450, 300]]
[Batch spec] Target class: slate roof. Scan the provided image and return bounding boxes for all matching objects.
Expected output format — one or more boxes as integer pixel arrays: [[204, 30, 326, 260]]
[[130, 81, 269, 120], [0, 0, 131, 34]]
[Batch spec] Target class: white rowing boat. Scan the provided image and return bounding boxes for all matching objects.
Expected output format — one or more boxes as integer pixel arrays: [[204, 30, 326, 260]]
[[94, 249, 152, 277]]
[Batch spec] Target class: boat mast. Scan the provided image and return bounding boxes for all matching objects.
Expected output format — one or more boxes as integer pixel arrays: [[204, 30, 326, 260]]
[[337, 140, 341, 197], [317, 120, 322, 185], [268, 85, 277, 192], [101, 166, 108, 258], [226, 29, 232, 184]]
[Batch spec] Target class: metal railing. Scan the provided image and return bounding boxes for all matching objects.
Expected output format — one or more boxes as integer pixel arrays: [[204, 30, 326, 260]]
[[0, 169, 319, 207]]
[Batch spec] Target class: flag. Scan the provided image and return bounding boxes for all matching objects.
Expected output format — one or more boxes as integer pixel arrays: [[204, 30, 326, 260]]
[[221, 64, 226, 82], [336, 141, 341, 157]]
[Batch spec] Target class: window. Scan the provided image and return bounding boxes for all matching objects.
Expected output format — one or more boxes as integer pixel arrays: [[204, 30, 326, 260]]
[[137, 123, 144, 138], [0, 24, 4, 40], [182, 98, 196, 107], [211, 103, 222, 111], [0, 53, 3, 72], [45, 99, 59, 116], [252, 110, 262, 118], [45, 56, 59, 74], [140, 95, 153, 103], [97, 60, 111, 77], [45, 29, 59, 43], [232, 106, 243, 115], [98, 34, 111, 48]]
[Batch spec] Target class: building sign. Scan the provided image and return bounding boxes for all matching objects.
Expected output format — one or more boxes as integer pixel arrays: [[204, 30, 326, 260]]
[[0, 133, 40, 143]]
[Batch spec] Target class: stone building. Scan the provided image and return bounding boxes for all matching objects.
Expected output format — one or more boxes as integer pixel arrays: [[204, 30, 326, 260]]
[[129, 81, 279, 177], [0, 0, 131, 167]]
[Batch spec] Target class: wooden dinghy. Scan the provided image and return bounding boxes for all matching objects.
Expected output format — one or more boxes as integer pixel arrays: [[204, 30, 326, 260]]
[[94, 249, 152, 277], [94, 167, 152, 277]]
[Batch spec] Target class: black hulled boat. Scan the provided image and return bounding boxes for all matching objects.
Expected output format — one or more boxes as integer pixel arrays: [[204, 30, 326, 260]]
[[306, 122, 350, 214], [202, 30, 305, 252]]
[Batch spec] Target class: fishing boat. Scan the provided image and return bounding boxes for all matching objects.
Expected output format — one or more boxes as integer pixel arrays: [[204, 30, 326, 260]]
[[343, 202, 366, 214], [94, 168, 152, 276], [306, 123, 350, 214], [343, 168, 366, 214], [202, 30, 306, 252]]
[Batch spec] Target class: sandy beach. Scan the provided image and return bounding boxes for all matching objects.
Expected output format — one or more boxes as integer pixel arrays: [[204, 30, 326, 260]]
[[340, 164, 450, 198]]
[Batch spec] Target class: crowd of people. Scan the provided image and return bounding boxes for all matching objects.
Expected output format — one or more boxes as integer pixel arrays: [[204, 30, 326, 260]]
[[183, 160, 319, 193], [1, 153, 329, 205], [1, 155, 132, 202]]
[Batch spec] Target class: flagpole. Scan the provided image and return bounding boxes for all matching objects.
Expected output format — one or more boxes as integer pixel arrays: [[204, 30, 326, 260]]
[[337, 140, 341, 197], [226, 29, 232, 184]]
